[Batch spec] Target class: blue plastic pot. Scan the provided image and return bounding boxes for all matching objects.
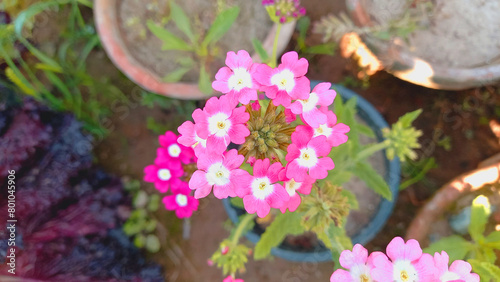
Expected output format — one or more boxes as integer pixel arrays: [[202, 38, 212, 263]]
[[222, 82, 401, 262]]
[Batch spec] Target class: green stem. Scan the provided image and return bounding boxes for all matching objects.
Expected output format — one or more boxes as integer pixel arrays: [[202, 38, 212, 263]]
[[354, 140, 389, 162], [269, 23, 282, 68], [231, 213, 255, 246]]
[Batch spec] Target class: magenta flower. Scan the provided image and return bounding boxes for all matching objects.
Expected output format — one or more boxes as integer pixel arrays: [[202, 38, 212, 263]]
[[372, 237, 436, 282], [254, 51, 310, 107], [278, 171, 314, 213], [212, 50, 259, 105], [223, 275, 244, 282], [158, 131, 195, 164], [289, 82, 336, 128], [189, 149, 251, 199], [193, 95, 250, 153], [330, 244, 378, 282], [240, 159, 289, 218], [312, 107, 350, 147], [162, 182, 199, 218], [285, 126, 334, 181], [144, 158, 184, 193], [177, 120, 208, 156], [433, 251, 479, 282]]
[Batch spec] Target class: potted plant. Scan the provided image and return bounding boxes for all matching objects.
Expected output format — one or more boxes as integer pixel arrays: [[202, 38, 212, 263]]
[[314, 0, 500, 90], [405, 155, 500, 280], [94, 0, 296, 99]]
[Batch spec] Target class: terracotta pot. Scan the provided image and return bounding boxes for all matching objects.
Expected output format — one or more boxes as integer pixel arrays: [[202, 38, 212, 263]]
[[406, 155, 500, 243], [94, 0, 295, 100], [345, 0, 500, 90]]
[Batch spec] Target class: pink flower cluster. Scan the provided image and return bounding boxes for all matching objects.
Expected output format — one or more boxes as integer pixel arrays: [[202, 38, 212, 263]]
[[261, 0, 306, 23], [144, 131, 199, 218], [331, 237, 479, 282], [178, 50, 350, 218]]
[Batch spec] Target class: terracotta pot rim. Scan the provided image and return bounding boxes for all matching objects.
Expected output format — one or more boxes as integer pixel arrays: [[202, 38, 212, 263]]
[[94, 0, 296, 100], [345, 0, 500, 90], [405, 157, 500, 243]]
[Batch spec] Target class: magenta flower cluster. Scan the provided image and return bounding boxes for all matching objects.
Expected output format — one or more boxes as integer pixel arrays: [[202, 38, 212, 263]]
[[144, 131, 199, 218], [177, 50, 350, 218], [331, 237, 479, 282]]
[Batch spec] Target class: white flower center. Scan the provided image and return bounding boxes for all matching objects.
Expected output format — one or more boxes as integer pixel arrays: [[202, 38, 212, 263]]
[[299, 92, 319, 112], [393, 260, 418, 282], [271, 69, 295, 93], [440, 271, 461, 281], [228, 68, 252, 91], [314, 123, 333, 138], [158, 168, 172, 181], [251, 177, 273, 200], [206, 162, 230, 186], [208, 112, 232, 137], [296, 147, 318, 168], [350, 264, 373, 282], [168, 144, 181, 158], [193, 131, 207, 149], [285, 179, 302, 196], [175, 194, 188, 207]]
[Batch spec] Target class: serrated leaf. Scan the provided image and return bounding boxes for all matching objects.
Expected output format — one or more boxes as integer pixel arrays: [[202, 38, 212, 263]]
[[198, 64, 213, 94], [145, 234, 161, 253], [254, 211, 304, 260], [424, 235, 472, 261], [202, 6, 240, 46], [354, 162, 392, 200], [252, 38, 269, 62], [469, 195, 491, 241], [354, 123, 375, 138], [170, 1, 195, 43], [399, 109, 422, 127], [468, 259, 500, 281], [341, 189, 359, 210], [147, 20, 191, 51], [324, 170, 352, 186], [485, 231, 500, 249]]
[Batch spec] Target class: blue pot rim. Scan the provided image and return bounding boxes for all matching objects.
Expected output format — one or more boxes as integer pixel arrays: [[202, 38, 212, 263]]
[[222, 82, 401, 262]]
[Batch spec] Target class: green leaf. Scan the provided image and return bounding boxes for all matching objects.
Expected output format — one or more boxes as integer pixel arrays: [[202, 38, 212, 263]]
[[148, 194, 160, 212], [254, 211, 304, 260], [145, 219, 158, 233], [147, 20, 191, 51], [354, 123, 375, 138], [170, 1, 195, 43], [145, 234, 161, 253], [485, 231, 500, 249], [5, 67, 37, 97], [296, 16, 310, 49], [324, 170, 352, 186], [353, 161, 392, 200], [162, 67, 191, 82], [305, 43, 337, 55], [202, 6, 240, 47], [252, 38, 269, 62], [316, 224, 352, 268], [134, 234, 146, 248], [424, 235, 473, 261], [341, 189, 359, 210], [468, 259, 500, 281], [469, 195, 491, 241], [198, 64, 213, 94], [123, 221, 142, 236], [230, 197, 245, 209], [399, 109, 422, 127]]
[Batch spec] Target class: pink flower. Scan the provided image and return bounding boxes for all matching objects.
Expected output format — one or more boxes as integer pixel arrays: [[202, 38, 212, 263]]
[[254, 51, 310, 107], [278, 171, 314, 213], [193, 95, 250, 153], [212, 50, 259, 105], [189, 149, 251, 199], [433, 251, 479, 282], [144, 158, 184, 193], [289, 82, 336, 127], [285, 126, 334, 182], [177, 120, 208, 156], [158, 131, 195, 164], [372, 237, 436, 282], [330, 244, 377, 282], [162, 182, 199, 218], [223, 275, 244, 282], [240, 159, 289, 218], [312, 107, 350, 147]]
